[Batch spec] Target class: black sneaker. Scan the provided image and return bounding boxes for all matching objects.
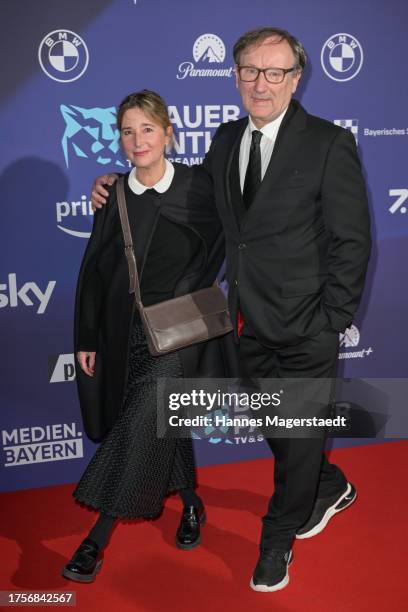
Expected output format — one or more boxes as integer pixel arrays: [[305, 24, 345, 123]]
[[296, 482, 357, 539], [250, 549, 293, 592]]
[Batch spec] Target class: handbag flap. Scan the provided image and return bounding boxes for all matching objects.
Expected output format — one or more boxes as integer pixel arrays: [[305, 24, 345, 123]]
[[144, 286, 229, 330]]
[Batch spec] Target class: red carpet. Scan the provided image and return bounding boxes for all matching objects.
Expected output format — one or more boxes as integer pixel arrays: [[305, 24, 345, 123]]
[[1, 441, 407, 611]]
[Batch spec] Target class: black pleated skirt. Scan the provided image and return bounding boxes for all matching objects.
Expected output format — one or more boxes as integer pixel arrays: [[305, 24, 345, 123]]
[[73, 322, 196, 519]]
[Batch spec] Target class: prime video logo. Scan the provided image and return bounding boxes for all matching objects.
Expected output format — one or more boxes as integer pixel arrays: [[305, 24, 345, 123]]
[[0, 274, 55, 314], [56, 195, 93, 238]]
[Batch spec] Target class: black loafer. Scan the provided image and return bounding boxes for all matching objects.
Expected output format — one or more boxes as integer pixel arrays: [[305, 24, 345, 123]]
[[176, 505, 206, 550], [62, 538, 103, 583]]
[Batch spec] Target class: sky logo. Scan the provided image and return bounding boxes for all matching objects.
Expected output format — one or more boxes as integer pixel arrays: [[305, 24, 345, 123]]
[[0, 274, 56, 314]]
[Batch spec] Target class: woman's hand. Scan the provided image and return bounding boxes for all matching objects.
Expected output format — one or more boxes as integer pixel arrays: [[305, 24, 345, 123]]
[[77, 351, 96, 377], [91, 173, 119, 210]]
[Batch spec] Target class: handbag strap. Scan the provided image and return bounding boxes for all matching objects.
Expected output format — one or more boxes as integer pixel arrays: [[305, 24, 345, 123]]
[[116, 177, 143, 308], [116, 175, 222, 304]]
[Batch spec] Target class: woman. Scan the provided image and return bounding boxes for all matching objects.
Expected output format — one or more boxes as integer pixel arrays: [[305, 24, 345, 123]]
[[62, 90, 233, 583]]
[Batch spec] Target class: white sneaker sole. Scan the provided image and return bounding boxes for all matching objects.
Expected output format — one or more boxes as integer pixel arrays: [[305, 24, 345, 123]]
[[296, 483, 356, 539], [250, 574, 289, 592]]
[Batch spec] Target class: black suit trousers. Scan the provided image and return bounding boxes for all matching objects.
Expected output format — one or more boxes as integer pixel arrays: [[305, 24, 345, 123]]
[[238, 325, 348, 550]]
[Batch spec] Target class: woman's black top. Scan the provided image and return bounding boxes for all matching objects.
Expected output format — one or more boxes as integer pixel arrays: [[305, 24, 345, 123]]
[[77, 172, 201, 351], [124, 179, 201, 307]]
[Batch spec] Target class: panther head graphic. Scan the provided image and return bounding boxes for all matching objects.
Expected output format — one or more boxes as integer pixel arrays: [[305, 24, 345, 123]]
[[60, 104, 126, 168]]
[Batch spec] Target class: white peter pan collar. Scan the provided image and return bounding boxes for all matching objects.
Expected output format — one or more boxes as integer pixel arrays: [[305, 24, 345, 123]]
[[127, 159, 175, 195]]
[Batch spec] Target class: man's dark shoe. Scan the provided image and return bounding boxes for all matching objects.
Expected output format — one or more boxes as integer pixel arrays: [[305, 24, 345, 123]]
[[250, 549, 293, 592], [62, 538, 103, 583], [296, 482, 357, 539], [176, 505, 206, 550]]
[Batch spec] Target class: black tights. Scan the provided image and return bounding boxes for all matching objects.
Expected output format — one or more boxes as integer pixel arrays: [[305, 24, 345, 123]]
[[87, 488, 202, 550]]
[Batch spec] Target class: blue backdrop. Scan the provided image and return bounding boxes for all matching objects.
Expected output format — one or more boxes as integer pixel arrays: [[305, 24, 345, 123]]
[[1, 0, 407, 492]]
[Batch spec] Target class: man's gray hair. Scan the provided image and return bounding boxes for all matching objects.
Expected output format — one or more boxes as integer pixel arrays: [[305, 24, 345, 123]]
[[233, 27, 307, 71]]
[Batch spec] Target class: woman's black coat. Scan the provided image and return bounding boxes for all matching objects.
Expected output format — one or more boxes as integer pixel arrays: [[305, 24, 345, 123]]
[[74, 163, 238, 441]]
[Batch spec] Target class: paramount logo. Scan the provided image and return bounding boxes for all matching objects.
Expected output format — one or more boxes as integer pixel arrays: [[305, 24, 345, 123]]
[[177, 33, 234, 80], [198, 46, 221, 63], [177, 64, 234, 79]]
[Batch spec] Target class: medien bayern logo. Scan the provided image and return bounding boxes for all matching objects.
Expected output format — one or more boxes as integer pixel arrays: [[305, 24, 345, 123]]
[[38, 30, 89, 83], [177, 33, 233, 79], [338, 325, 373, 360], [321, 33, 363, 82], [2, 423, 83, 467]]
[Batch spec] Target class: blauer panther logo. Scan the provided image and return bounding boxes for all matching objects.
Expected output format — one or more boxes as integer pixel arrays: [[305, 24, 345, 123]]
[[60, 105, 125, 168], [38, 30, 89, 83], [321, 33, 363, 82]]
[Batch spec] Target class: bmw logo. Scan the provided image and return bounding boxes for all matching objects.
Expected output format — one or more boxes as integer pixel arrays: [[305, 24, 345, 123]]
[[38, 29, 89, 83], [321, 33, 363, 82]]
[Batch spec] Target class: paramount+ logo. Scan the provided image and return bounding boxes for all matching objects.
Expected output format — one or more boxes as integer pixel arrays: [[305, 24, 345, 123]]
[[338, 325, 373, 360]]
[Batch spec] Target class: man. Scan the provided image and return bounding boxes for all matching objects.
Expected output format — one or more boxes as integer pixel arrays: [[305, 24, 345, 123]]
[[91, 28, 371, 592]]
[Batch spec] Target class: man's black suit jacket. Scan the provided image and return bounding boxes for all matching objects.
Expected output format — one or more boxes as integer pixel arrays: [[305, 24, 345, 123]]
[[196, 100, 371, 347]]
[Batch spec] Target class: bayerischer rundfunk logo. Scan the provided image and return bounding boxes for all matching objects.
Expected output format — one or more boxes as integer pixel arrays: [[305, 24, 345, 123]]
[[334, 119, 359, 144], [38, 30, 89, 83], [321, 33, 363, 82]]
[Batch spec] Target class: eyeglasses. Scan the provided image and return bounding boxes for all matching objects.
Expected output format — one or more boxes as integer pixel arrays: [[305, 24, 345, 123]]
[[237, 65, 298, 84]]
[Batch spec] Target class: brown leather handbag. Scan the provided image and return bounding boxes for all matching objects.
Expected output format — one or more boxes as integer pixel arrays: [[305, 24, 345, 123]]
[[116, 177, 233, 356]]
